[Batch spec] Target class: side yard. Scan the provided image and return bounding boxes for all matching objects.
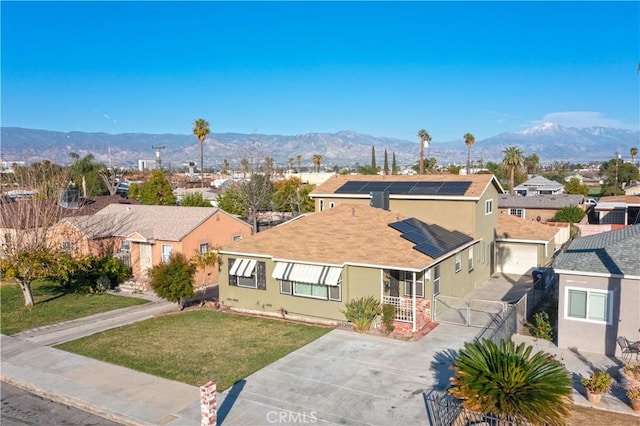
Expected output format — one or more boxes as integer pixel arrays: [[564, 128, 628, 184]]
[[0, 280, 149, 335]]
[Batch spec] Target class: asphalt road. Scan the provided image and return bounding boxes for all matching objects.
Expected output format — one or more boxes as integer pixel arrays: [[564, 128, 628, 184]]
[[1, 382, 122, 426]]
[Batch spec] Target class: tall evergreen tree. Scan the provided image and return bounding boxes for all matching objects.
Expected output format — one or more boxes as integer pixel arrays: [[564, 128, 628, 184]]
[[383, 149, 389, 175], [371, 146, 377, 170], [392, 152, 397, 175]]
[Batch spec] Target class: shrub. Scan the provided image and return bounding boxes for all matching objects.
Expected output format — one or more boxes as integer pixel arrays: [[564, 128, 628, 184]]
[[552, 205, 585, 223], [527, 311, 554, 341], [381, 303, 395, 333], [581, 370, 613, 394], [449, 339, 572, 425], [627, 386, 640, 401], [149, 252, 196, 307], [341, 296, 381, 332], [63, 255, 132, 294]]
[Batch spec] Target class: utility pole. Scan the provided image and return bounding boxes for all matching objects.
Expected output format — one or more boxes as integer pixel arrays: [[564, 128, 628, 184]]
[[152, 145, 166, 170], [615, 151, 620, 190]]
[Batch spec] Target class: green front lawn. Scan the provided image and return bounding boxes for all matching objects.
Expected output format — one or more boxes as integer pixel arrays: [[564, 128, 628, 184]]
[[56, 310, 332, 391], [1, 280, 149, 335]]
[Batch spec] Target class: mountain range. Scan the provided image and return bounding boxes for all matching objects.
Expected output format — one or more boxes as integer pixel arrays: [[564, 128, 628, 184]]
[[1, 123, 638, 169]]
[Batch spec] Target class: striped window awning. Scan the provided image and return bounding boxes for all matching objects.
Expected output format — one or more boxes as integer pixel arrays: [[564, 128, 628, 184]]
[[272, 262, 342, 286], [229, 259, 257, 277]]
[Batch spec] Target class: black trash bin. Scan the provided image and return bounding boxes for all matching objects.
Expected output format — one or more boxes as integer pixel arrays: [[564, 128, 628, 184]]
[[532, 269, 544, 282]]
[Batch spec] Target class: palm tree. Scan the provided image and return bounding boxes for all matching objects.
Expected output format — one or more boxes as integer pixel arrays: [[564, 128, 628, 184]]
[[463, 133, 476, 175], [417, 129, 431, 174], [296, 155, 302, 173], [449, 339, 572, 425], [312, 154, 323, 173], [631, 147, 638, 165], [502, 146, 524, 194], [193, 118, 210, 188], [288, 157, 294, 172]]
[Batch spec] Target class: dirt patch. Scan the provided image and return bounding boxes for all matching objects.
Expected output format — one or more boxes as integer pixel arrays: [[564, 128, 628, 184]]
[[568, 404, 640, 425]]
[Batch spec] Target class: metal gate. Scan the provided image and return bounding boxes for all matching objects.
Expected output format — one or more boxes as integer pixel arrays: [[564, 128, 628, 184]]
[[433, 295, 507, 328]]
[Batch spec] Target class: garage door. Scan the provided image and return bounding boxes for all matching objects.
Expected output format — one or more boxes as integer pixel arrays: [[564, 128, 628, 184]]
[[496, 242, 538, 275]]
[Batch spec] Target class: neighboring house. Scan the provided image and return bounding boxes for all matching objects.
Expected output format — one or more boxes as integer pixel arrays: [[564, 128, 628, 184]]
[[310, 174, 504, 276], [50, 204, 252, 285], [498, 194, 585, 222], [591, 195, 640, 226], [495, 213, 563, 275], [513, 175, 564, 196], [623, 183, 640, 196], [218, 204, 485, 333], [1, 195, 139, 254], [554, 225, 640, 356], [174, 187, 218, 206]]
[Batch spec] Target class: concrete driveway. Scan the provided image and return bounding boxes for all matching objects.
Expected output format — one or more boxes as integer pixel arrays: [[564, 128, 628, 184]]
[[217, 323, 480, 426]]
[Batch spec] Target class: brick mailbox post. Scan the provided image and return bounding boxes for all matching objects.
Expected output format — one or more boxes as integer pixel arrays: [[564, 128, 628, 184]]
[[200, 381, 217, 426]]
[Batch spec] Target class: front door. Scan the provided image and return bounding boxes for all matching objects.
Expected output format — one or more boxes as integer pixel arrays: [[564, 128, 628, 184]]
[[139, 243, 152, 276]]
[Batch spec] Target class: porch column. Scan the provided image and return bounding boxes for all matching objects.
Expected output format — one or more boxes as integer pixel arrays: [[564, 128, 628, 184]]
[[412, 272, 417, 332]]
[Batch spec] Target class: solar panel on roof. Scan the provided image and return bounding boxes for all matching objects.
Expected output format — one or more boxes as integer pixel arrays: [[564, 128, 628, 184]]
[[388, 182, 416, 193], [334, 180, 472, 196], [335, 181, 368, 193], [365, 182, 393, 192], [414, 242, 447, 258], [437, 181, 472, 195], [388, 217, 474, 258]]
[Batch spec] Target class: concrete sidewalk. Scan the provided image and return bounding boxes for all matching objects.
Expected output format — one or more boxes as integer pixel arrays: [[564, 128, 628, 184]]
[[13, 299, 178, 346]]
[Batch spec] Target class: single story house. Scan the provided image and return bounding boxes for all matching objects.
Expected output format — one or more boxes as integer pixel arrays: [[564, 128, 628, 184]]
[[592, 195, 640, 225], [218, 204, 487, 333], [513, 175, 564, 196], [50, 204, 252, 285], [623, 183, 640, 196], [554, 224, 640, 356], [498, 194, 585, 223]]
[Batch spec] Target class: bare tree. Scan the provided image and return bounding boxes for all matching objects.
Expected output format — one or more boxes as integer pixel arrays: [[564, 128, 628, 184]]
[[0, 162, 72, 305]]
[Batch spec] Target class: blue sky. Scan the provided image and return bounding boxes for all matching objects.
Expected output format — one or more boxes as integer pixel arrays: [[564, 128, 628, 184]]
[[2, 1, 638, 142]]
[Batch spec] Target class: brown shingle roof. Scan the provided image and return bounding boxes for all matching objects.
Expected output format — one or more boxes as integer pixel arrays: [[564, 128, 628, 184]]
[[64, 204, 220, 241], [496, 213, 559, 242], [220, 204, 476, 270], [597, 195, 640, 205], [310, 174, 501, 198]]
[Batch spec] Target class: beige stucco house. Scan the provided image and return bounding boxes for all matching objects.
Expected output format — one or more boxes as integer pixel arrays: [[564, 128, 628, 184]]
[[310, 174, 504, 275], [218, 204, 487, 333], [554, 224, 640, 356], [219, 174, 509, 332], [50, 204, 252, 285]]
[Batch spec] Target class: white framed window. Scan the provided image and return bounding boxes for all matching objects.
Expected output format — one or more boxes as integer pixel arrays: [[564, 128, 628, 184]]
[[319, 199, 325, 211], [455, 253, 461, 273], [232, 234, 242, 241], [229, 259, 267, 290], [162, 245, 173, 263], [120, 240, 131, 253], [294, 282, 328, 299], [283, 280, 341, 301], [468, 248, 474, 271], [485, 199, 493, 215], [199, 242, 209, 254], [565, 287, 612, 324], [62, 241, 71, 252], [508, 208, 525, 218]]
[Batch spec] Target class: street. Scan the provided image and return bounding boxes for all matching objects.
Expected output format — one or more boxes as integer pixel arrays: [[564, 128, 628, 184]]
[[1, 382, 121, 426]]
